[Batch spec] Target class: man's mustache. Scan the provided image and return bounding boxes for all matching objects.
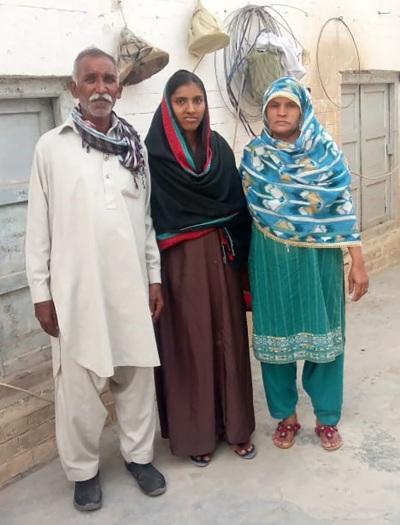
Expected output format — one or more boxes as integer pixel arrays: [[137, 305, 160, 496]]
[[89, 94, 113, 103]]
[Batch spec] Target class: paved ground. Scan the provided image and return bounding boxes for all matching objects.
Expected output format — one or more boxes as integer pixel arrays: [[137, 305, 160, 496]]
[[0, 264, 399, 525]]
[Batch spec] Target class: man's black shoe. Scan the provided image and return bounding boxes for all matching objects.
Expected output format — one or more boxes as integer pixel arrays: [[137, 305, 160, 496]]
[[73, 472, 102, 511], [125, 461, 166, 497]]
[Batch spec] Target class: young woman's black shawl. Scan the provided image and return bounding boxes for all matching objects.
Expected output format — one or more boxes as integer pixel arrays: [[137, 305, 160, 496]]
[[145, 105, 251, 270]]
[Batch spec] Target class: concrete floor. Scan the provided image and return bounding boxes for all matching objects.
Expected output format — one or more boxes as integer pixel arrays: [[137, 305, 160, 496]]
[[1, 264, 399, 525]]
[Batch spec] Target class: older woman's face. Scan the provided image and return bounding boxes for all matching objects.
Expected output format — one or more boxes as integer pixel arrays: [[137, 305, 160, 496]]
[[266, 97, 301, 143], [170, 82, 206, 134]]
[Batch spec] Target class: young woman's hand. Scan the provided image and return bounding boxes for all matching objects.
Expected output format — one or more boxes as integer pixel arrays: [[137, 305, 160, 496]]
[[149, 283, 164, 322]]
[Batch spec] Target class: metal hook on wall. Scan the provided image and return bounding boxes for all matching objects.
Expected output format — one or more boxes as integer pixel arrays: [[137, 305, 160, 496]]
[[117, 0, 128, 27]]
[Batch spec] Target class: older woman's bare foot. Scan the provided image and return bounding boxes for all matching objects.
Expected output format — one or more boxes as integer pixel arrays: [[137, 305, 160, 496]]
[[315, 421, 342, 451], [273, 414, 301, 449]]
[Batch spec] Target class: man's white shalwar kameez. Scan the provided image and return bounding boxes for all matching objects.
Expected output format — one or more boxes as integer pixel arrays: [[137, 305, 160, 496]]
[[26, 116, 161, 481]]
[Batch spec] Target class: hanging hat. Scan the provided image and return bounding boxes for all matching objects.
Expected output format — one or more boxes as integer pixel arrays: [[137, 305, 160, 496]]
[[118, 27, 169, 85], [187, 0, 230, 57]]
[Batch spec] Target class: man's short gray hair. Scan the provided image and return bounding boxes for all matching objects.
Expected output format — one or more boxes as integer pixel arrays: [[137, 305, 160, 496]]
[[72, 47, 119, 82]]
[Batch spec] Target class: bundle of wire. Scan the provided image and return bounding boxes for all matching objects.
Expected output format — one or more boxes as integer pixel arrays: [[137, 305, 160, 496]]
[[215, 4, 302, 136]]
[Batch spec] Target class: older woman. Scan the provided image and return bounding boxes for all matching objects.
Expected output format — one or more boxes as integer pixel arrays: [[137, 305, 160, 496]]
[[240, 77, 369, 451], [145, 70, 255, 466]]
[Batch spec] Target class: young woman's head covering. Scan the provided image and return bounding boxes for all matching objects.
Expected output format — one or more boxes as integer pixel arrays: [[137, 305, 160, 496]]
[[159, 69, 212, 175], [145, 70, 251, 269], [240, 77, 361, 248]]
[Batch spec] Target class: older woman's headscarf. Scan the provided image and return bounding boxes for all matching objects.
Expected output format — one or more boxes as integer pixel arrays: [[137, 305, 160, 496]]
[[240, 77, 361, 248]]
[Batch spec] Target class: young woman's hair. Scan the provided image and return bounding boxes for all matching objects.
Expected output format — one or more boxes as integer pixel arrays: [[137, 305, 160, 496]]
[[166, 70, 206, 99]]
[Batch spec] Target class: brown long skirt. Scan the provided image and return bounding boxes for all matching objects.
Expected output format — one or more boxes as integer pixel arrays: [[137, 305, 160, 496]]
[[155, 230, 255, 457]]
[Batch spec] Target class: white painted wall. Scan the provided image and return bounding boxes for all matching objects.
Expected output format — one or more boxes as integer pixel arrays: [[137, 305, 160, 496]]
[[0, 0, 399, 154], [0, 0, 399, 378]]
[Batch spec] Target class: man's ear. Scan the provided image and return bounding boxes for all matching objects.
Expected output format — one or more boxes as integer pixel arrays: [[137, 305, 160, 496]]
[[69, 79, 78, 99]]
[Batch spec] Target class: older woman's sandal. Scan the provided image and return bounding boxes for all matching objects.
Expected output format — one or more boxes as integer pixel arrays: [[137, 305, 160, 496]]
[[315, 424, 342, 451], [273, 421, 301, 449]]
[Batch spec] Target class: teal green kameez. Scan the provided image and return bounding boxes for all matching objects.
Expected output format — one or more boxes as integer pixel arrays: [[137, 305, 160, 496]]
[[249, 225, 346, 425], [250, 225, 345, 364]]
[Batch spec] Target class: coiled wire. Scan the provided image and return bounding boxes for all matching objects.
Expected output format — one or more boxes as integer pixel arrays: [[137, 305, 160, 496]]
[[215, 4, 303, 136]]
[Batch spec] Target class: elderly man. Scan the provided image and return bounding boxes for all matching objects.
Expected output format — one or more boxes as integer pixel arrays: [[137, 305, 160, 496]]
[[26, 47, 166, 511]]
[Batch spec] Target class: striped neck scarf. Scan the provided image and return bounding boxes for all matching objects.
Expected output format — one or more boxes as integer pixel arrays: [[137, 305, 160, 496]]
[[71, 106, 146, 188]]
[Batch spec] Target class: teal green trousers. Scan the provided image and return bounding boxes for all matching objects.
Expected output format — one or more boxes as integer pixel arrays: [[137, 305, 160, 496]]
[[261, 353, 344, 426]]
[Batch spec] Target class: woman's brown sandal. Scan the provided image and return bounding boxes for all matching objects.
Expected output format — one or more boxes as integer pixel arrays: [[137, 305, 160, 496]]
[[315, 424, 342, 451], [273, 421, 301, 449], [190, 454, 212, 467], [232, 442, 257, 459]]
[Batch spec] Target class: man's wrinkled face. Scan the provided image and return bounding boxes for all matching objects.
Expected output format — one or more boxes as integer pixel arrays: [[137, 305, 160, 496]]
[[70, 55, 122, 122]]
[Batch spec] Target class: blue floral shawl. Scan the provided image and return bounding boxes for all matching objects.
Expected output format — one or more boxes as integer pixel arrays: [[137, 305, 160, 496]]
[[240, 77, 361, 248]]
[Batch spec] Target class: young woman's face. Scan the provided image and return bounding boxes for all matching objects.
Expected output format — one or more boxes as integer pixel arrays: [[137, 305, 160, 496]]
[[170, 82, 206, 133], [266, 97, 301, 142]]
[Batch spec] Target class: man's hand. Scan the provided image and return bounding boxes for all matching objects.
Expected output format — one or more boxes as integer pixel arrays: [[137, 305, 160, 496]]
[[34, 300, 59, 337], [149, 283, 164, 323]]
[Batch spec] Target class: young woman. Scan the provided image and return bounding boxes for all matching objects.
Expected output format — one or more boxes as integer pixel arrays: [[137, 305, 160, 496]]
[[240, 77, 369, 451], [145, 70, 256, 466]]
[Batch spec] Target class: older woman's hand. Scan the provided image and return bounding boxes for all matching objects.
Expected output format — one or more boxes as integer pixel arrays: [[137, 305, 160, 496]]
[[348, 247, 369, 302]]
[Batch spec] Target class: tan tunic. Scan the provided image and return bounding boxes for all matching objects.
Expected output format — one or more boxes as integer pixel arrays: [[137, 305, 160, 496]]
[[26, 116, 161, 377]]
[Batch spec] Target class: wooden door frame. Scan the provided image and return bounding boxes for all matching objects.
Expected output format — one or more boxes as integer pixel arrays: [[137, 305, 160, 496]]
[[0, 77, 73, 376], [0, 76, 73, 125], [0, 78, 72, 297], [341, 70, 399, 226], [341, 84, 362, 225]]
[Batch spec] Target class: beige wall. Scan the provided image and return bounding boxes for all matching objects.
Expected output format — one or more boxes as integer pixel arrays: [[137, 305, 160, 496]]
[[0, 0, 400, 147]]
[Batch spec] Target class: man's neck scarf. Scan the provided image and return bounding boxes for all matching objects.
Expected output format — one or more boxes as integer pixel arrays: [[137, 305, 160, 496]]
[[71, 106, 146, 188], [240, 77, 361, 248]]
